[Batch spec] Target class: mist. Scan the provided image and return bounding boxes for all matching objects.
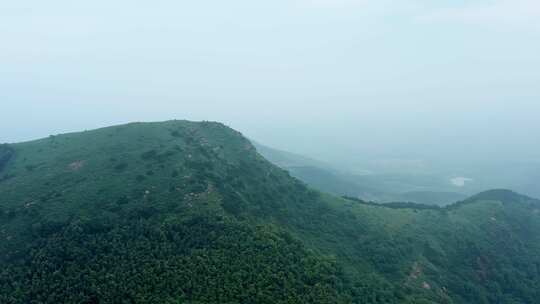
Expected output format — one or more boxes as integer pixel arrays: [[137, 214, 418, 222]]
[[1, 1, 539, 195], [3, 2, 540, 301]]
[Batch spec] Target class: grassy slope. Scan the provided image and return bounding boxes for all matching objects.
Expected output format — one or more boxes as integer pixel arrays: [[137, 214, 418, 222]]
[[1, 121, 539, 303]]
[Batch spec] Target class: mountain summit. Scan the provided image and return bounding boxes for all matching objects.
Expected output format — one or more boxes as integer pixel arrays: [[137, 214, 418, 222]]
[[1, 120, 539, 304]]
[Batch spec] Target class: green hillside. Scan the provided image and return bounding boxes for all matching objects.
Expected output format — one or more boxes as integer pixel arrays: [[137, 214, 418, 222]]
[[1, 121, 539, 304]]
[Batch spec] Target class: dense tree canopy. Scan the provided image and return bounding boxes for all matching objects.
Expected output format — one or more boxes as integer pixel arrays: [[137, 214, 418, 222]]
[[1, 121, 540, 303]]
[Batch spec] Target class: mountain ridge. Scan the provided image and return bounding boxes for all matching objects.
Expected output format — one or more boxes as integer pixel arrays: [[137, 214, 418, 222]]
[[1, 120, 539, 304]]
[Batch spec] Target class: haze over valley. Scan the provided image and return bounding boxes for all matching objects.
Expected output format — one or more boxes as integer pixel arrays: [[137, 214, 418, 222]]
[[1, 1, 540, 303]]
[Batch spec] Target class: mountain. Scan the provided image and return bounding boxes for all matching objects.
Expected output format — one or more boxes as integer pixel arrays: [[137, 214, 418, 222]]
[[254, 142, 469, 205], [1, 120, 540, 304]]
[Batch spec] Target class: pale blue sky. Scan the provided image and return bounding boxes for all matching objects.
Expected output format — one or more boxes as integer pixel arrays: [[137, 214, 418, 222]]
[[1, 0, 539, 165]]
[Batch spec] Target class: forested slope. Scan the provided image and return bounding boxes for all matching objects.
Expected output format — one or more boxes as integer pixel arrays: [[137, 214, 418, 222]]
[[0, 121, 539, 303]]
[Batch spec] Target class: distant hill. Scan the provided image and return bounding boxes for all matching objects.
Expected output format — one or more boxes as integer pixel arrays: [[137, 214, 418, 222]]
[[254, 142, 468, 205], [1, 121, 540, 303], [393, 191, 468, 206]]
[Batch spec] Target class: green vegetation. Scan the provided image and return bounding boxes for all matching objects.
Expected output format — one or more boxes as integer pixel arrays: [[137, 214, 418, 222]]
[[1, 120, 539, 303], [0, 144, 14, 173]]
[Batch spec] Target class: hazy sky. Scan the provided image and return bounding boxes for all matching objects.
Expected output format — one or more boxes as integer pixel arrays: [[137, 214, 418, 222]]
[[1, 0, 539, 165]]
